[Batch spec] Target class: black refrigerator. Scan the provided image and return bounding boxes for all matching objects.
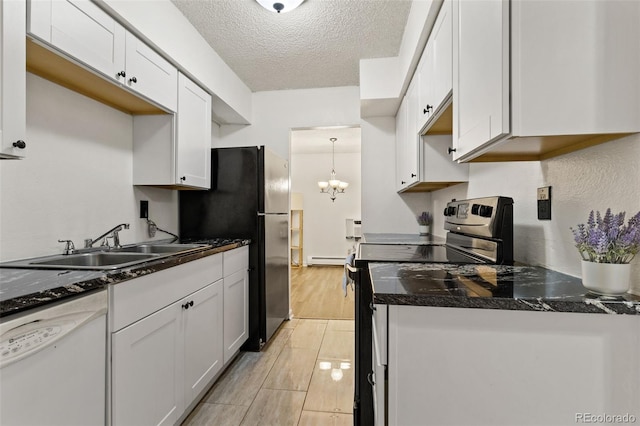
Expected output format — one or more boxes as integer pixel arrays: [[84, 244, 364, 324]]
[[179, 146, 290, 350]]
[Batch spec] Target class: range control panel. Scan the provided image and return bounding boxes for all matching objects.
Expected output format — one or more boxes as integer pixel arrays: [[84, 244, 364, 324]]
[[443, 196, 514, 239]]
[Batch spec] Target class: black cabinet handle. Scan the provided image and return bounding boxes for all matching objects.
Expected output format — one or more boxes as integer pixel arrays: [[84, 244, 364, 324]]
[[129, 76, 138, 84], [448, 147, 456, 154], [12, 140, 26, 149], [189, 300, 194, 307], [180, 176, 186, 182], [401, 180, 406, 185], [423, 105, 433, 114], [117, 70, 126, 78], [182, 302, 190, 310], [367, 372, 375, 387], [411, 173, 417, 178]]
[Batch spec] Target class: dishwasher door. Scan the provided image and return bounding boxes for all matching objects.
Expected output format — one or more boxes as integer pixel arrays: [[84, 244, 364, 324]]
[[0, 290, 107, 426]]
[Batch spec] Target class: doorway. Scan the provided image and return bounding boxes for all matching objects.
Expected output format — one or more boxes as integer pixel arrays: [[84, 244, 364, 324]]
[[289, 126, 361, 320]]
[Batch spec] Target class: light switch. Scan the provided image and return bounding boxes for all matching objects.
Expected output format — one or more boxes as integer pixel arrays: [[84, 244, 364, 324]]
[[537, 187, 551, 220]]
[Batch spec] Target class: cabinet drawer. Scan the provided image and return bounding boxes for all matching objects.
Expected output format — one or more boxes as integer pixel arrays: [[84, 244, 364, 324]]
[[223, 246, 249, 276], [110, 253, 222, 332]]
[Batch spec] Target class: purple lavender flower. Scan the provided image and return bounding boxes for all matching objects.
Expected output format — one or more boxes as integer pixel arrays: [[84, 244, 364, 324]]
[[571, 208, 640, 263]]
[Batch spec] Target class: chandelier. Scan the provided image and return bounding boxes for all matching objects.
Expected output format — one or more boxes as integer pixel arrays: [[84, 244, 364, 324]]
[[317, 138, 348, 202]]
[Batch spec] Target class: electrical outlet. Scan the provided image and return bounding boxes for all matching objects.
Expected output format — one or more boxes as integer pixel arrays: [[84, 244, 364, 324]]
[[140, 200, 149, 219], [537, 186, 551, 220]]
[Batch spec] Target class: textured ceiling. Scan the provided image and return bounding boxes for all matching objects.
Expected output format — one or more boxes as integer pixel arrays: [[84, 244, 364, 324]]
[[170, 0, 412, 92]]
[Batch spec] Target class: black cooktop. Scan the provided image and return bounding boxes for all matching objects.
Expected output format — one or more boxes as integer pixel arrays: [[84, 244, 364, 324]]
[[356, 244, 485, 264]]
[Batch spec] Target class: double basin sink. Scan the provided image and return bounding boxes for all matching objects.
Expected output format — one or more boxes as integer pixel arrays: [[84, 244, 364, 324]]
[[1, 243, 210, 271]]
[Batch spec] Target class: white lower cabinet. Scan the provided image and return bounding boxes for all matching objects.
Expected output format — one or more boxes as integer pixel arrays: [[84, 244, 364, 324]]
[[223, 245, 250, 364], [112, 280, 223, 426], [112, 299, 183, 426], [223, 269, 248, 364], [385, 305, 640, 425], [110, 247, 249, 425], [183, 281, 224, 405]]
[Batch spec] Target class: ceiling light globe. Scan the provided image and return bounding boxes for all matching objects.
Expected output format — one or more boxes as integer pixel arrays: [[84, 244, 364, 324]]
[[318, 181, 329, 190], [338, 181, 349, 190], [329, 179, 340, 189], [256, 0, 304, 13]]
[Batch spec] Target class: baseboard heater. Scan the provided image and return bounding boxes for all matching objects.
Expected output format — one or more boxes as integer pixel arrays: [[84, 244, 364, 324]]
[[307, 256, 345, 266]]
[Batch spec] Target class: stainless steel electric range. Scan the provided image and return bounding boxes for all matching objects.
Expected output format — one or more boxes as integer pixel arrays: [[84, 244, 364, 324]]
[[350, 196, 514, 425]]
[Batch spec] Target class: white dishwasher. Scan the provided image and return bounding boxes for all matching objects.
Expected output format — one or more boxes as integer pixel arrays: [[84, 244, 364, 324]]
[[0, 289, 107, 426]]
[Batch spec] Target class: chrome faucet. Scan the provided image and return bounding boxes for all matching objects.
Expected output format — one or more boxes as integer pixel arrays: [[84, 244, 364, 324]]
[[58, 239, 76, 255], [85, 223, 130, 249]]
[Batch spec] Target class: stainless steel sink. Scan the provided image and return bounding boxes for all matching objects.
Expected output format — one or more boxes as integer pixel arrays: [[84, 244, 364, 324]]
[[0, 243, 211, 271], [28, 252, 159, 270], [114, 243, 207, 255]]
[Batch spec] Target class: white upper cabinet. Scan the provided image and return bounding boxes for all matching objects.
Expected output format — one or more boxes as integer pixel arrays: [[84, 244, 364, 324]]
[[176, 74, 212, 189], [417, 0, 453, 133], [1, 0, 27, 159], [124, 32, 178, 112], [452, 0, 509, 161], [395, 96, 408, 192], [29, 0, 126, 83], [452, 0, 640, 162], [133, 73, 212, 190], [394, 0, 468, 194], [28, 0, 177, 112]]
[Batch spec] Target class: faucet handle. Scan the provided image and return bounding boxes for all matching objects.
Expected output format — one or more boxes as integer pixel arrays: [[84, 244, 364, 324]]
[[58, 239, 76, 255]]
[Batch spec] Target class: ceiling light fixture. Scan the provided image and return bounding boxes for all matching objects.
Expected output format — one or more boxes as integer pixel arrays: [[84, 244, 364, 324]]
[[317, 137, 348, 202], [256, 0, 304, 14]]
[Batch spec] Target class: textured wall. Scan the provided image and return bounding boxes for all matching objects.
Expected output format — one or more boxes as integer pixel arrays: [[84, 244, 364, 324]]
[[0, 74, 178, 262], [430, 134, 640, 294]]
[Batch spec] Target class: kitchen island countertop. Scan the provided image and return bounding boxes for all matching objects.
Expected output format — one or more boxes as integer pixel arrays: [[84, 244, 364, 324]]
[[0, 239, 250, 318], [369, 262, 640, 315]]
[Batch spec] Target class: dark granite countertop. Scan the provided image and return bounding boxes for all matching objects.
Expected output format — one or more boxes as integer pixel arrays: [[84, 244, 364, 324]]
[[0, 238, 250, 319], [369, 262, 640, 315], [362, 232, 446, 245]]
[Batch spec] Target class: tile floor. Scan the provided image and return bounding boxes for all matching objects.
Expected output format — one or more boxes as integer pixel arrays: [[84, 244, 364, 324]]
[[182, 319, 355, 426]]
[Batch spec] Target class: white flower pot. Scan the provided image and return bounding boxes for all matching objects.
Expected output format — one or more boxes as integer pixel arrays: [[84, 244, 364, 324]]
[[418, 225, 430, 236], [581, 260, 631, 296]]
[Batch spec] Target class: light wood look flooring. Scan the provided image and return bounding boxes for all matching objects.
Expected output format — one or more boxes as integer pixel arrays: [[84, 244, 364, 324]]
[[291, 266, 354, 320], [182, 319, 355, 426]]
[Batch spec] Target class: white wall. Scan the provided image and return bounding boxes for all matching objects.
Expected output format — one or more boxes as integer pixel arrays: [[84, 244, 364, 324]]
[[0, 74, 178, 262], [361, 117, 431, 234], [430, 134, 640, 295], [291, 152, 361, 263]]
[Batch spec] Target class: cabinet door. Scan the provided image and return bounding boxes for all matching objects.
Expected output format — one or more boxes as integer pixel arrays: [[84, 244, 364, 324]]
[[395, 96, 408, 191], [223, 269, 249, 364], [124, 31, 178, 112], [29, 0, 125, 81], [1, 0, 26, 158], [184, 280, 223, 406], [452, 0, 509, 161], [372, 304, 387, 426], [404, 79, 420, 186], [431, 0, 453, 113], [417, 39, 435, 132], [176, 73, 212, 189], [112, 301, 183, 426]]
